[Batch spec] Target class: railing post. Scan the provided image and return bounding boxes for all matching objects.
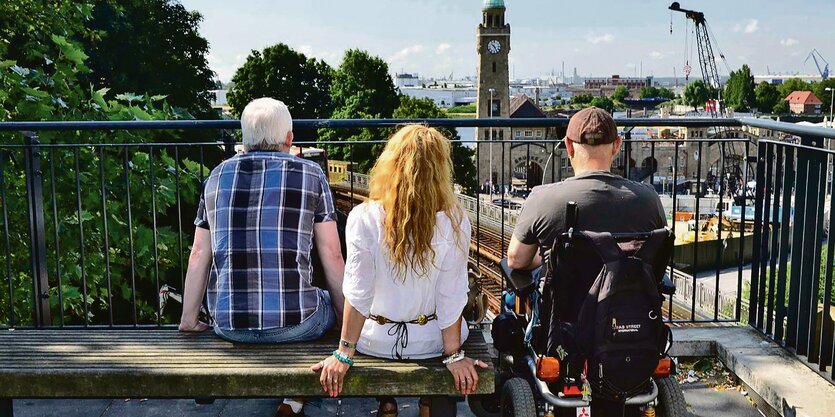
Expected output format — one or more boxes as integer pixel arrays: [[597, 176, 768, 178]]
[[23, 132, 51, 327], [222, 130, 236, 158]]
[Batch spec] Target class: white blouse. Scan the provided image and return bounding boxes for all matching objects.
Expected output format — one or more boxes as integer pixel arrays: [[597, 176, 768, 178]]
[[343, 201, 471, 360]]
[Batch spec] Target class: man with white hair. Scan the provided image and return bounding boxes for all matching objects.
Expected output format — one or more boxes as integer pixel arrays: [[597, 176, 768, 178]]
[[179, 97, 344, 416]]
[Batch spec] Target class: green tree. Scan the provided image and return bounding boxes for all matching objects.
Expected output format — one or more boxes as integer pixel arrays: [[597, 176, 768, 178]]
[[777, 78, 813, 99], [755, 82, 780, 114], [394, 96, 477, 195], [589, 96, 614, 112], [724, 65, 756, 112], [83, 0, 217, 117], [226, 43, 333, 120], [320, 49, 400, 173], [657, 87, 676, 100], [639, 86, 659, 99], [611, 85, 629, 102], [572, 94, 594, 105], [772, 99, 789, 115], [812, 79, 835, 114], [683, 80, 711, 110]]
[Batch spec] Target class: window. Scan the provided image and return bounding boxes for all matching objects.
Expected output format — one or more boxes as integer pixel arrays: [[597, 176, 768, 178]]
[[499, 130, 504, 139], [515, 130, 521, 138], [524, 130, 533, 137], [490, 99, 501, 117], [492, 62, 496, 73], [535, 130, 543, 138]]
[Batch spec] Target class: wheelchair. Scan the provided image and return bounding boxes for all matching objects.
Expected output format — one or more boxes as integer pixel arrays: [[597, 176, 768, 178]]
[[470, 203, 688, 417]]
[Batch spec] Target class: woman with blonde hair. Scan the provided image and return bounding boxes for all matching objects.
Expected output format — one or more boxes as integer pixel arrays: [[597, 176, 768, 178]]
[[312, 125, 486, 416]]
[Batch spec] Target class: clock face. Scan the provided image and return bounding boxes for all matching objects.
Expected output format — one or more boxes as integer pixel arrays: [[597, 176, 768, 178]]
[[487, 40, 502, 55]]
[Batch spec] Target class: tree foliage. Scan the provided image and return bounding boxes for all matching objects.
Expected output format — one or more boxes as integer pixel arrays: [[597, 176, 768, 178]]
[[590, 96, 614, 112], [724, 64, 756, 112], [755, 82, 780, 114], [777, 78, 813, 99], [393, 96, 477, 195], [572, 94, 594, 105], [639, 86, 675, 100], [683, 80, 712, 110], [320, 49, 400, 173], [226, 43, 334, 120], [83, 0, 217, 117], [611, 85, 629, 102], [0, 7, 207, 326]]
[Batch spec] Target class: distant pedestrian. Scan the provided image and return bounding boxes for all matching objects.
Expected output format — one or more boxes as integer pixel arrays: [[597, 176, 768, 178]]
[[179, 97, 345, 417]]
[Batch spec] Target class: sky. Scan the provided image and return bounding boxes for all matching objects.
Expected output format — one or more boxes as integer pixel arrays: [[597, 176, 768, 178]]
[[179, 0, 835, 83]]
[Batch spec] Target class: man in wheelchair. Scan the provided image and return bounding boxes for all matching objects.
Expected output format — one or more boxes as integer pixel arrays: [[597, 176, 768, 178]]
[[496, 107, 682, 416]]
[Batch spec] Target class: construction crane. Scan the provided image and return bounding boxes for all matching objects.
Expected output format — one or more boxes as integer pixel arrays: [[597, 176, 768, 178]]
[[669, 2, 724, 92], [805, 49, 830, 80]]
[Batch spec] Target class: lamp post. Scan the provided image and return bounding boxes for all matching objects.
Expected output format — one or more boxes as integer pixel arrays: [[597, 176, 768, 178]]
[[826, 87, 834, 130], [489, 88, 495, 202]]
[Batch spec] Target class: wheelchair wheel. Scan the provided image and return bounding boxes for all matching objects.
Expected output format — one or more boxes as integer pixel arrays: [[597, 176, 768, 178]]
[[654, 376, 687, 417], [500, 377, 536, 417], [468, 393, 500, 417]]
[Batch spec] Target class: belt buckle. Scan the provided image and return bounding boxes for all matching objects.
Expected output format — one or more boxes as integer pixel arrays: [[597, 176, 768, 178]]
[[416, 314, 428, 325], [375, 315, 388, 326]]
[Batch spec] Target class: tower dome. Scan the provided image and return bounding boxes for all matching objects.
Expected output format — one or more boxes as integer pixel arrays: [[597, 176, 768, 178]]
[[483, 0, 505, 10]]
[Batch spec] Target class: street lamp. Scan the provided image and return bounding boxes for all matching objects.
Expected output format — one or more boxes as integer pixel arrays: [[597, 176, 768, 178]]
[[489, 88, 495, 202], [826, 87, 834, 130]]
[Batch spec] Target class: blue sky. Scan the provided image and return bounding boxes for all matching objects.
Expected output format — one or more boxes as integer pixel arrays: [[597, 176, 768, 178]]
[[179, 0, 835, 83]]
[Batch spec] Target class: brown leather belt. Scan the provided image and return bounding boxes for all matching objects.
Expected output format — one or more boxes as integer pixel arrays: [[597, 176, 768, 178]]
[[368, 313, 437, 326]]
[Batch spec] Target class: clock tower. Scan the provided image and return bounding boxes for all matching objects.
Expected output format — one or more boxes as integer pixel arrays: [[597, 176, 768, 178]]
[[477, 0, 511, 188]]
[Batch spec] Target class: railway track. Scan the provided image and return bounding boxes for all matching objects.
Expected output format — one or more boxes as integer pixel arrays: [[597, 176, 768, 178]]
[[332, 186, 710, 324]]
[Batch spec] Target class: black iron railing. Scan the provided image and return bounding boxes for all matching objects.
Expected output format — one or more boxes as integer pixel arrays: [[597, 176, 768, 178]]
[[0, 117, 833, 381]]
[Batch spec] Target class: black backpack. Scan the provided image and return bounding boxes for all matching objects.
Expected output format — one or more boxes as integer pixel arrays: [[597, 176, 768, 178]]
[[538, 204, 673, 401]]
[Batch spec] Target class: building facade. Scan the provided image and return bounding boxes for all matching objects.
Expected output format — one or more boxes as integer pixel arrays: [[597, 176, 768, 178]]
[[785, 91, 823, 115]]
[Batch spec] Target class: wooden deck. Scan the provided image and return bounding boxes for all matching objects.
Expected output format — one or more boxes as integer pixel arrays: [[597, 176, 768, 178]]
[[0, 330, 494, 398]]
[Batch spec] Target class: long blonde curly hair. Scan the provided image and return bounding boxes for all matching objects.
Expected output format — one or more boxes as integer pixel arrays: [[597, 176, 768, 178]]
[[369, 124, 463, 277]]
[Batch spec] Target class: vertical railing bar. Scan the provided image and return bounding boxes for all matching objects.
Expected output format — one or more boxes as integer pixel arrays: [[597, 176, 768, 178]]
[[714, 142, 726, 321], [123, 146, 137, 326], [668, 140, 680, 322], [775, 147, 795, 342], [175, 147, 184, 291], [822, 154, 835, 371], [476, 139, 482, 284], [787, 148, 809, 348], [23, 134, 51, 327], [796, 147, 820, 355], [74, 148, 89, 327], [692, 141, 703, 321], [805, 151, 826, 361], [766, 146, 784, 334], [349, 144, 355, 210], [624, 131, 632, 180], [98, 146, 113, 326], [501, 139, 506, 254], [48, 147, 64, 327], [0, 151, 14, 327], [749, 143, 767, 327], [149, 146, 161, 327], [199, 147, 205, 184], [757, 143, 775, 329], [737, 142, 750, 322], [650, 141, 656, 186]]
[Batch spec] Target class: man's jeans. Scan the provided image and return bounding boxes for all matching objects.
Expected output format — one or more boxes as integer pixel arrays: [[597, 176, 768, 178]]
[[213, 291, 336, 344]]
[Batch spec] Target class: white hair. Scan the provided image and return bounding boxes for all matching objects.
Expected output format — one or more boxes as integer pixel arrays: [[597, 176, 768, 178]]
[[240, 98, 293, 152]]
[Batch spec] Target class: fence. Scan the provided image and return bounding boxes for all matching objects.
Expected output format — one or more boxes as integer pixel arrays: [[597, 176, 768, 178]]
[[1, 117, 833, 380]]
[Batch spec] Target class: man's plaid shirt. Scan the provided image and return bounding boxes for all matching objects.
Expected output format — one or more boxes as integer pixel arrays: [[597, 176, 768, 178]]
[[195, 151, 336, 331]]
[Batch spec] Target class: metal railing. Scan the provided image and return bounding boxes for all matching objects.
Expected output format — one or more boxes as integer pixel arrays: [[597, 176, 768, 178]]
[[0, 116, 833, 381]]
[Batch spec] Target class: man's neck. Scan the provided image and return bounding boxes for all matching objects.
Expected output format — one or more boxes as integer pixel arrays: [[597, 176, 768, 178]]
[[572, 163, 612, 176]]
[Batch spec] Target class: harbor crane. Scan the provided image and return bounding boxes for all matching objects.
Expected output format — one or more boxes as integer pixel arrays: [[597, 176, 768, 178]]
[[668, 2, 724, 91], [805, 49, 830, 80]]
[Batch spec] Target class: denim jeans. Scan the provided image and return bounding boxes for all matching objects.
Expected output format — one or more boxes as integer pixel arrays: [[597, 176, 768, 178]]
[[213, 290, 336, 344]]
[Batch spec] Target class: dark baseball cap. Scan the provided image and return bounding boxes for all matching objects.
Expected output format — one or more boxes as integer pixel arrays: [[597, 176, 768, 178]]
[[566, 107, 618, 145]]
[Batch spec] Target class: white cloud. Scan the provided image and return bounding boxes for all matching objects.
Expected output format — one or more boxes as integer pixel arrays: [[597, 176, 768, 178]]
[[298, 45, 314, 56], [586, 33, 614, 45], [734, 19, 759, 33], [780, 38, 799, 47], [390, 44, 425, 61], [293, 46, 342, 65], [649, 51, 664, 60], [436, 43, 451, 55]]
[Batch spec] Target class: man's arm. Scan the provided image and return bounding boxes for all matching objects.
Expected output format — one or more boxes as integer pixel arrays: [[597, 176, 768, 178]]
[[507, 235, 542, 270], [313, 221, 345, 323], [179, 227, 212, 332]]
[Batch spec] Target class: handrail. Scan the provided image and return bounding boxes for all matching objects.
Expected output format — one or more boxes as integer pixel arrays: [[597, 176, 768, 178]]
[[739, 117, 835, 139], [0, 117, 745, 132]]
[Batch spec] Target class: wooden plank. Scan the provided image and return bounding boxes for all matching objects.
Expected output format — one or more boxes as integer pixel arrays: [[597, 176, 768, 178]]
[[0, 329, 494, 398]]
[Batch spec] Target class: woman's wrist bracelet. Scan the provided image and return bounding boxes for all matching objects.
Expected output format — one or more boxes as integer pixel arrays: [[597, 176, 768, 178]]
[[339, 339, 357, 350], [442, 349, 466, 365], [333, 350, 355, 366]]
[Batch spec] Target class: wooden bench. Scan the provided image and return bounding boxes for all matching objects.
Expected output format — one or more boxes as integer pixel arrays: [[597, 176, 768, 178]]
[[0, 329, 494, 416]]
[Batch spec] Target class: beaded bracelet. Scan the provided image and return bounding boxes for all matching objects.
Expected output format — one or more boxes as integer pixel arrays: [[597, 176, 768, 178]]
[[332, 350, 355, 366], [442, 349, 466, 365]]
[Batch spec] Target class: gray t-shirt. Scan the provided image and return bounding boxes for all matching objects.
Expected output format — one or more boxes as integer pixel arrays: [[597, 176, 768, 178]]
[[513, 170, 667, 255]]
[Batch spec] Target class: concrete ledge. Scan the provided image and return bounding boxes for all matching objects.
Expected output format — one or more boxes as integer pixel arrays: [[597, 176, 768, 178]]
[[671, 326, 835, 417]]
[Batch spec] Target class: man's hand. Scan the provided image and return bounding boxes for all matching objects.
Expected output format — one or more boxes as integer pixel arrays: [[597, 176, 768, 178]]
[[178, 319, 210, 332]]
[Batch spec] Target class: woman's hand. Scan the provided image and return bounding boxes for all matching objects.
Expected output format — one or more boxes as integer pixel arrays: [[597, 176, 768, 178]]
[[446, 357, 489, 395], [311, 354, 351, 397], [178, 319, 210, 332]]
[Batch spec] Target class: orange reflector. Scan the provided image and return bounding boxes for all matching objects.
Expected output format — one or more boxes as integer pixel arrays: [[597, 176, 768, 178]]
[[536, 356, 561, 382], [653, 357, 672, 378]]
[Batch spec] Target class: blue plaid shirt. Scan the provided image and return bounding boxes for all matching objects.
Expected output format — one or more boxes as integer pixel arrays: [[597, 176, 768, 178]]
[[195, 151, 336, 331]]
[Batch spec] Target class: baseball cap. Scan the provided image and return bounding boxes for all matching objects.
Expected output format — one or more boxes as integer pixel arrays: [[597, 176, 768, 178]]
[[566, 107, 618, 145]]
